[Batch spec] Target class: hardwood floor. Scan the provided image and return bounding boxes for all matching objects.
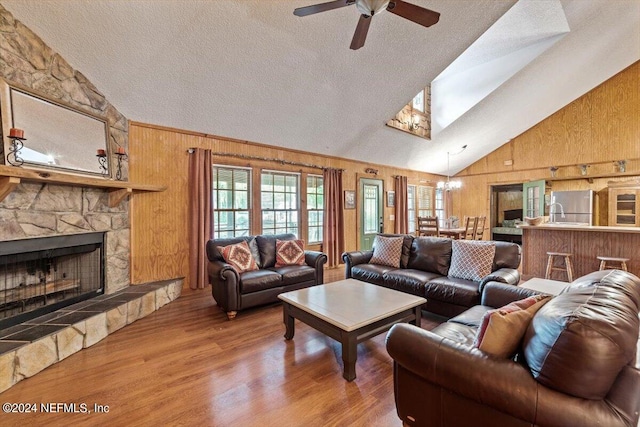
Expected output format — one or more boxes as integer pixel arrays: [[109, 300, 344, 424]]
[[0, 268, 442, 427]]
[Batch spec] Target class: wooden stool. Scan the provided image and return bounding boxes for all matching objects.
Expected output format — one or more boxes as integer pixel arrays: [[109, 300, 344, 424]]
[[597, 256, 629, 271], [545, 252, 574, 282]]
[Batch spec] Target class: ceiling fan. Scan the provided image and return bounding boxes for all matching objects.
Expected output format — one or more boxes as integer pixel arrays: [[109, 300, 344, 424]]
[[294, 0, 440, 50]]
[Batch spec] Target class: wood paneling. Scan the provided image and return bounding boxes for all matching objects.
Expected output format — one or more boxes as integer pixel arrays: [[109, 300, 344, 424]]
[[452, 61, 640, 231], [128, 124, 441, 287]]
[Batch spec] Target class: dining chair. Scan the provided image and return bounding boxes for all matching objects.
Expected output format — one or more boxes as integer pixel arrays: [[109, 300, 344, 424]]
[[474, 216, 486, 240], [417, 216, 440, 237], [462, 216, 477, 240]]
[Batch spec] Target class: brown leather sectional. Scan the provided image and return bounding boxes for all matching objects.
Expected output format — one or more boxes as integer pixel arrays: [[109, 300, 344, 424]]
[[206, 233, 327, 319], [386, 270, 640, 427], [342, 234, 521, 317]]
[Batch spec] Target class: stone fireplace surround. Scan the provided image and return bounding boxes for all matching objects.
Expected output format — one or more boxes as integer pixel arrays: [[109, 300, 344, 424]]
[[0, 5, 183, 394]]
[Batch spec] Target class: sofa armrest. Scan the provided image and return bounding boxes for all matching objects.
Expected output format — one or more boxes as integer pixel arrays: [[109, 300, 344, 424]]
[[208, 260, 240, 311], [305, 250, 328, 284], [480, 281, 542, 308], [342, 250, 373, 278], [386, 323, 538, 423], [479, 268, 520, 287]]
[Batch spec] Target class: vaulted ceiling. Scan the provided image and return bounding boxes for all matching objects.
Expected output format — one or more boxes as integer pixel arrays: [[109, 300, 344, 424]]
[[3, 0, 639, 175]]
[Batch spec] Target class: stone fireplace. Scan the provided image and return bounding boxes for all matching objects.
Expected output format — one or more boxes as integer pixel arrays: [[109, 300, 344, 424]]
[[0, 232, 105, 329]]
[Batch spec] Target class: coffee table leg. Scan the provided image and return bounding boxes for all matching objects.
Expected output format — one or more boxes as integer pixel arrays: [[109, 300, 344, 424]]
[[283, 303, 295, 340], [411, 306, 422, 327], [342, 332, 357, 381]]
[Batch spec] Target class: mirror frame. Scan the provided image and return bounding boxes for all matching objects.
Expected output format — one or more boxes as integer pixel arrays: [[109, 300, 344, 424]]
[[0, 78, 111, 178]]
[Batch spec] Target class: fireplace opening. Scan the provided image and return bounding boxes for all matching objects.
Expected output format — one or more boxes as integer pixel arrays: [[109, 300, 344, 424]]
[[0, 232, 105, 330]]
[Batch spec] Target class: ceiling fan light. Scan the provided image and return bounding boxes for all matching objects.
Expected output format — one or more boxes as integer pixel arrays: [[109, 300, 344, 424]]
[[356, 0, 390, 16]]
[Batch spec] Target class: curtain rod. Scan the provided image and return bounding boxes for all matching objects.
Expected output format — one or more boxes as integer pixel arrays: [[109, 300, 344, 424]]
[[188, 149, 344, 171]]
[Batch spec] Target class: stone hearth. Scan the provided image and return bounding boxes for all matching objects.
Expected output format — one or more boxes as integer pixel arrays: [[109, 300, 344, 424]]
[[0, 278, 182, 393]]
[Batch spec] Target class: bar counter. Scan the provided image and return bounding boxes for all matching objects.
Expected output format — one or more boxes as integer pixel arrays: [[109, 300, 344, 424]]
[[519, 224, 640, 280]]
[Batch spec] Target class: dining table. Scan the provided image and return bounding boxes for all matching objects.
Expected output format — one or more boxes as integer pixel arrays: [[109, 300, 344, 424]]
[[438, 227, 466, 239]]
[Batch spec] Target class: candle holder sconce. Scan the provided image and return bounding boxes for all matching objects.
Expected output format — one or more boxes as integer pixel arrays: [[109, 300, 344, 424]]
[[115, 149, 128, 181], [7, 135, 26, 166], [96, 151, 109, 178]]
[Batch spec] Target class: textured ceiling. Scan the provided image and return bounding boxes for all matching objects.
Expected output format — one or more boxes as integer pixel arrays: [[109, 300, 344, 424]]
[[2, 0, 639, 175]]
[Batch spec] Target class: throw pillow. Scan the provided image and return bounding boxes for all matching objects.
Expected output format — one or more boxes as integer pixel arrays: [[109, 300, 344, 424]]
[[218, 241, 259, 273], [448, 240, 496, 282], [474, 295, 550, 358], [275, 239, 305, 267], [369, 235, 403, 268]]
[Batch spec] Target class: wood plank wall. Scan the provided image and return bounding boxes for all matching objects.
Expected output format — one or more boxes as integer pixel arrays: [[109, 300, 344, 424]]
[[128, 125, 441, 287], [451, 61, 640, 228]]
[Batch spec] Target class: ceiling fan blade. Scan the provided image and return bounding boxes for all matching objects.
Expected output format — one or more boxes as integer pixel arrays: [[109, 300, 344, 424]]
[[387, 0, 440, 27], [294, 0, 355, 17], [350, 14, 372, 50]]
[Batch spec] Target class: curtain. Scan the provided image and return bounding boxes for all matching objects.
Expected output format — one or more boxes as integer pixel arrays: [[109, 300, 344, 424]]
[[394, 175, 408, 234], [188, 148, 212, 290], [323, 168, 344, 268]]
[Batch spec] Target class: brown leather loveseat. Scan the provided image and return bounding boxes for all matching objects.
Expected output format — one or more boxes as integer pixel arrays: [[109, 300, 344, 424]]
[[342, 234, 521, 317], [386, 270, 640, 427], [207, 233, 327, 319]]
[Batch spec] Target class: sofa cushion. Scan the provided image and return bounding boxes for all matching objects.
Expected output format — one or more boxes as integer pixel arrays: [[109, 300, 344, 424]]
[[425, 276, 480, 308], [275, 239, 305, 267], [239, 269, 282, 294], [272, 265, 316, 285], [492, 241, 521, 270], [474, 295, 550, 358], [523, 270, 640, 399], [256, 234, 296, 268], [382, 269, 442, 297], [218, 241, 259, 273], [429, 322, 477, 347], [370, 235, 404, 268], [449, 240, 496, 282], [449, 305, 492, 328], [248, 237, 262, 268], [351, 264, 393, 286], [407, 237, 452, 276]]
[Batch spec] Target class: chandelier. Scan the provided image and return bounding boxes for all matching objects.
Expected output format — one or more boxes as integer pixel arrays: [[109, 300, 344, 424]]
[[436, 145, 467, 191]]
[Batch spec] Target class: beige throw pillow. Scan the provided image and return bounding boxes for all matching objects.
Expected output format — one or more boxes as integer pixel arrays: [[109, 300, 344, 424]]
[[448, 240, 496, 282], [369, 235, 403, 268]]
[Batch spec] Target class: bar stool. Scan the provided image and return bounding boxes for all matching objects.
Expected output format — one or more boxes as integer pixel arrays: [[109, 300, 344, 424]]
[[597, 256, 629, 271], [545, 252, 574, 282]]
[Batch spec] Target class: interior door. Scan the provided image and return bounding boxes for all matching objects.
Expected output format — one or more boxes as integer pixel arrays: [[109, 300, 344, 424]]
[[523, 180, 546, 218], [359, 178, 384, 251]]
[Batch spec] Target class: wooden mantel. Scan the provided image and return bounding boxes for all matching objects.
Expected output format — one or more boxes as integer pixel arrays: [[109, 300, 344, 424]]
[[0, 165, 166, 207]]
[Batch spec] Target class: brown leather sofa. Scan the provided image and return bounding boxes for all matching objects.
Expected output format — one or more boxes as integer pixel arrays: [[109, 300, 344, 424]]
[[206, 234, 327, 319], [342, 234, 521, 317], [386, 270, 640, 427]]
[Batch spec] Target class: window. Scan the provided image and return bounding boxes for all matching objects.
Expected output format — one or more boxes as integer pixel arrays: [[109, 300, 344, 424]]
[[261, 171, 299, 236], [412, 90, 425, 113], [417, 185, 434, 217], [212, 166, 251, 238], [307, 175, 324, 243], [435, 188, 445, 227], [407, 185, 416, 233]]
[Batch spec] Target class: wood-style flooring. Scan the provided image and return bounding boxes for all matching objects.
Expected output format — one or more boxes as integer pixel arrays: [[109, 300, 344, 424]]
[[0, 268, 442, 427]]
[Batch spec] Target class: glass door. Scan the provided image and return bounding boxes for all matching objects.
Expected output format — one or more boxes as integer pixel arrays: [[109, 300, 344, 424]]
[[523, 180, 546, 218], [359, 178, 383, 250]]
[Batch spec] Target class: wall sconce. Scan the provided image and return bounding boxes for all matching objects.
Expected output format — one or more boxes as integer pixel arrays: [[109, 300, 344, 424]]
[[549, 166, 558, 178], [364, 167, 378, 175], [114, 146, 128, 181], [579, 164, 589, 176], [6, 128, 25, 167], [616, 160, 627, 173], [96, 149, 108, 178]]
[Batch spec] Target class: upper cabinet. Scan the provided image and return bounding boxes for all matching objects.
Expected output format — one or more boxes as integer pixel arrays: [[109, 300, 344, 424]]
[[608, 181, 640, 226]]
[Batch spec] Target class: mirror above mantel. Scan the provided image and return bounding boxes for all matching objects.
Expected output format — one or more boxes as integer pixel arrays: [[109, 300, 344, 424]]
[[0, 78, 111, 177]]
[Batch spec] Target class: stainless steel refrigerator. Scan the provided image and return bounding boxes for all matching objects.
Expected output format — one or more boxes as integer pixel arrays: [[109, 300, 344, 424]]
[[549, 190, 594, 225]]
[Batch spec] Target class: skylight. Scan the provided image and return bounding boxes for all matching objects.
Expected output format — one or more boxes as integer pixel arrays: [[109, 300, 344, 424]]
[[430, 0, 570, 136]]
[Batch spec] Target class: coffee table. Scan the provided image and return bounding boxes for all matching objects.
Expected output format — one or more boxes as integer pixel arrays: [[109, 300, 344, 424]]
[[278, 278, 426, 381], [519, 277, 568, 296]]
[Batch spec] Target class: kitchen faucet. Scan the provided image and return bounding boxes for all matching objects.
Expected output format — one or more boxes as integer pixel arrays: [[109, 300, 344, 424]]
[[548, 202, 565, 223]]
